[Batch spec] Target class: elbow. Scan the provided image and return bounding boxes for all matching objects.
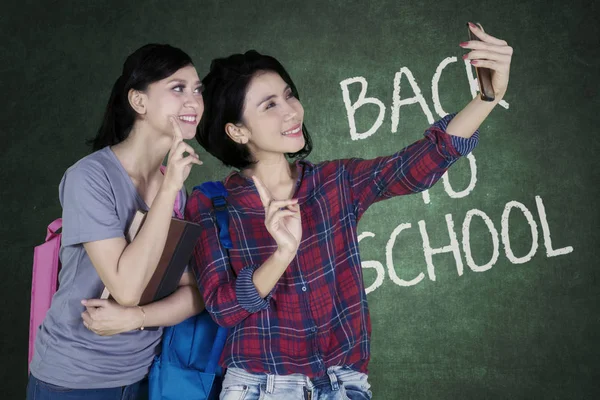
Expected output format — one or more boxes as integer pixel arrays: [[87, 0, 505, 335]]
[[109, 258, 147, 306], [192, 290, 206, 315], [412, 184, 433, 194], [111, 290, 141, 307], [416, 173, 446, 193]]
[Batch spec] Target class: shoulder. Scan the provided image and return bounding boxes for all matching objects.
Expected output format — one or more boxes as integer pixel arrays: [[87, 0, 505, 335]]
[[59, 148, 118, 201], [63, 147, 116, 182], [185, 184, 216, 221], [290, 159, 352, 202], [187, 187, 212, 207], [306, 157, 357, 182]]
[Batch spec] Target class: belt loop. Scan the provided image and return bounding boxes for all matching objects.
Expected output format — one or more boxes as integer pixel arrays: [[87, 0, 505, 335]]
[[266, 374, 275, 394], [305, 375, 314, 390], [327, 368, 340, 391]]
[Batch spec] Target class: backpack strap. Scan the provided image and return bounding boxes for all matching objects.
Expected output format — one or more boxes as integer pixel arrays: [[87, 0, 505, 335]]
[[46, 218, 62, 241], [205, 321, 229, 374], [192, 181, 232, 374], [194, 181, 232, 249]]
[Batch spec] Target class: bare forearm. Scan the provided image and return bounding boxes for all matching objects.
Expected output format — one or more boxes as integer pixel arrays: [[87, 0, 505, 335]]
[[116, 188, 179, 299], [252, 249, 295, 298], [446, 97, 501, 138], [137, 285, 204, 328]]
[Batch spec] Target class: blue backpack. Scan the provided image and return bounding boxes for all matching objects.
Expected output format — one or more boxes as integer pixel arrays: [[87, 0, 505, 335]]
[[149, 181, 231, 400]]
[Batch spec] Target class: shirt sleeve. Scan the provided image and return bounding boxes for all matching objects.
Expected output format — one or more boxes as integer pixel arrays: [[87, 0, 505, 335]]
[[59, 162, 124, 246], [185, 193, 273, 328], [343, 113, 479, 220]]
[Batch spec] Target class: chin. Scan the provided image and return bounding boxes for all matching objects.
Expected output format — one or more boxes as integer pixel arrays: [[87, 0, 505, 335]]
[[182, 126, 198, 140], [287, 142, 305, 154]]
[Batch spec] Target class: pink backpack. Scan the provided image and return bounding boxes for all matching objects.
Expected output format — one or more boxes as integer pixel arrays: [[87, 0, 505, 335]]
[[29, 168, 184, 368], [29, 219, 63, 367]]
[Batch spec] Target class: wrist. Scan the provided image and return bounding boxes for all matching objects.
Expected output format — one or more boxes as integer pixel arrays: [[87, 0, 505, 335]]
[[471, 96, 500, 114], [157, 184, 180, 201], [491, 95, 504, 105], [273, 247, 296, 265], [131, 305, 146, 331]]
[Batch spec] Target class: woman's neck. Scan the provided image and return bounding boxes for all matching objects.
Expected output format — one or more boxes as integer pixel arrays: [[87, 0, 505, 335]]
[[111, 122, 171, 182], [242, 155, 297, 199]]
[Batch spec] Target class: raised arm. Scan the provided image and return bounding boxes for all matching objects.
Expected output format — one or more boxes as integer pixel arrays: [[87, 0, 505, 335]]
[[186, 181, 301, 328], [449, 23, 512, 137], [345, 24, 512, 220], [79, 118, 202, 306]]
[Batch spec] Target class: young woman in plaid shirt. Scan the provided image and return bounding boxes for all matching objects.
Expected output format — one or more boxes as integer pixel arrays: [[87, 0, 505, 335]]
[[187, 23, 512, 400]]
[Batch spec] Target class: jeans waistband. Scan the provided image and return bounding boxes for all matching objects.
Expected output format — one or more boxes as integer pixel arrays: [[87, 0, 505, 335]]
[[225, 366, 359, 393]]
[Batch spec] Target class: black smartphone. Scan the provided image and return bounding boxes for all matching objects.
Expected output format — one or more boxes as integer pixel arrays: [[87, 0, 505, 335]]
[[468, 24, 495, 102]]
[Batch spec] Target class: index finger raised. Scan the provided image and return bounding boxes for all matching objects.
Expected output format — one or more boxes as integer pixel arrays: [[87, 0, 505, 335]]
[[169, 116, 184, 142], [251, 176, 272, 208]]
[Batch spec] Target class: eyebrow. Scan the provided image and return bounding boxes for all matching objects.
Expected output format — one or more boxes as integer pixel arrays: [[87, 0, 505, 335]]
[[166, 78, 202, 86], [256, 85, 291, 107]]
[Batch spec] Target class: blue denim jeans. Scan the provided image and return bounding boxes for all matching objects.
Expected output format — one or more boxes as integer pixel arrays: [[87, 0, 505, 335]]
[[26, 374, 148, 400], [219, 367, 372, 400]]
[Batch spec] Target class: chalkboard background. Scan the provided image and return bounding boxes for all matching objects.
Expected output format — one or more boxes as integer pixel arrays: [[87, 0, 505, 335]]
[[2, 0, 599, 398]]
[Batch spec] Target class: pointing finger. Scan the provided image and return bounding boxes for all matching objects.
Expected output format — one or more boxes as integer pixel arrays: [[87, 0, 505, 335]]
[[252, 176, 273, 208], [169, 116, 184, 142]]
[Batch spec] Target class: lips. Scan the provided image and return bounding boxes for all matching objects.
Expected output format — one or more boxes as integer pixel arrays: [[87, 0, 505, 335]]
[[282, 124, 302, 137], [178, 115, 197, 125]]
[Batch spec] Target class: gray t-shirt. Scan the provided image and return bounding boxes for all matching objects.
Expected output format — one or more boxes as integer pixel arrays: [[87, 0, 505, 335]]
[[30, 146, 186, 389]]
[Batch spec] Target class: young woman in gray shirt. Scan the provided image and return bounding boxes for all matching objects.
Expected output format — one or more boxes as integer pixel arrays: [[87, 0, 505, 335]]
[[28, 43, 205, 400]]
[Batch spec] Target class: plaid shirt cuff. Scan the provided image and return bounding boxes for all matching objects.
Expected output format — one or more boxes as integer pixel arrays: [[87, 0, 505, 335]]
[[236, 265, 274, 313], [432, 113, 480, 156], [450, 131, 479, 156]]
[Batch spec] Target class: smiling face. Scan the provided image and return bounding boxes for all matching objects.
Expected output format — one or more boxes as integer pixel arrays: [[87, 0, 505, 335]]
[[228, 70, 305, 161], [140, 65, 204, 140]]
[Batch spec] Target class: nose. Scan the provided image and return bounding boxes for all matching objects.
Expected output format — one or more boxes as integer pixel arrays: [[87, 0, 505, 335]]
[[184, 92, 202, 111], [283, 102, 298, 121]]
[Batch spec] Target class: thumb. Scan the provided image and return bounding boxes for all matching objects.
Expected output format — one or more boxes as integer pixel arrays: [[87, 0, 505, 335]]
[[81, 299, 108, 308]]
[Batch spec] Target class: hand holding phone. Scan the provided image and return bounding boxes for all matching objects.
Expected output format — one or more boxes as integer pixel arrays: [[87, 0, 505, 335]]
[[467, 23, 495, 102]]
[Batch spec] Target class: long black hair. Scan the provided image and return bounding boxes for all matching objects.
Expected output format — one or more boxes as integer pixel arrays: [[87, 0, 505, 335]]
[[197, 50, 312, 169], [89, 44, 193, 151]]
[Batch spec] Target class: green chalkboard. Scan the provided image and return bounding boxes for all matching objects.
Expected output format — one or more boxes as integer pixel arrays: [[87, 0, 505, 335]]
[[2, 0, 599, 398]]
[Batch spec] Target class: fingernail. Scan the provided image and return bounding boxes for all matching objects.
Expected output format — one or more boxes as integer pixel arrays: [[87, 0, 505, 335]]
[[462, 54, 469, 60], [81, 300, 87, 305], [459, 42, 469, 47], [468, 22, 477, 29], [470, 60, 478, 65]]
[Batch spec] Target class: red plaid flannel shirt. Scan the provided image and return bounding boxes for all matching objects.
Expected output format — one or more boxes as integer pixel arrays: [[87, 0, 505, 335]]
[[186, 114, 478, 377]]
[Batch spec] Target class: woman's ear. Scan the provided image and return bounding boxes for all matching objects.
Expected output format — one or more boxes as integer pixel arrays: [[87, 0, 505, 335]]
[[128, 89, 147, 115], [225, 122, 249, 144]]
